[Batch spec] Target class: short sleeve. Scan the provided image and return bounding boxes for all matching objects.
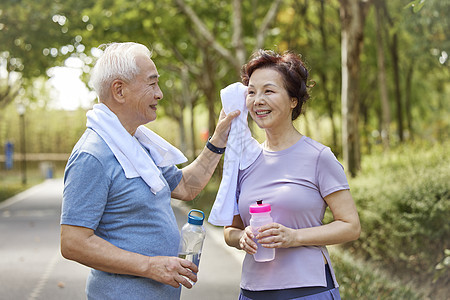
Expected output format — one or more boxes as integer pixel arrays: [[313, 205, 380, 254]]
[[316, 147, 350, 198], [61, 152, 110, 230], [161, 165, 183, 191]]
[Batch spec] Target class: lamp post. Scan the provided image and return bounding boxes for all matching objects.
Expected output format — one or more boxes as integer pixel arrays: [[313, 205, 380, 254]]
[[16, 103, 27, 185]]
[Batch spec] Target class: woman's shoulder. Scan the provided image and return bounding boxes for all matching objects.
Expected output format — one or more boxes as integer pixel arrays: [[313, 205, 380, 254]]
[[297, 137, 343, 166], [300, 136, 328, 154]]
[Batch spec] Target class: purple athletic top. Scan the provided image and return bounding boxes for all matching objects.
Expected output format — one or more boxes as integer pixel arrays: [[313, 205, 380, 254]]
[[236, 136, 349, 291]]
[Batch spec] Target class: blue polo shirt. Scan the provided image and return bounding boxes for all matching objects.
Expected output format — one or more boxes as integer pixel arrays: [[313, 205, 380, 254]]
[[61, 128, 183, 299]]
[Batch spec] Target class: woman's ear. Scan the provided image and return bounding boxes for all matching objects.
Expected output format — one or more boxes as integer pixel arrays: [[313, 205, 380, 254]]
[[290, 97, 298, 109], [111, 79, 125, 103]]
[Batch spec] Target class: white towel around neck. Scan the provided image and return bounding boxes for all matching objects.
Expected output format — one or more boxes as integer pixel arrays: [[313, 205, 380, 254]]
[[208, 82, 262, 226], [86, 103, 187, 194]]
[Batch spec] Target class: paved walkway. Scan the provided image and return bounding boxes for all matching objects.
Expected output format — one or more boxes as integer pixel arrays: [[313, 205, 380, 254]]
[[0, 178, 244, 299], [173, 201, 244, 300]]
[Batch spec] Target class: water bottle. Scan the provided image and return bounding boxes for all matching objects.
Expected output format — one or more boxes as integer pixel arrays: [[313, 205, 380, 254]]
[[249, 200, 275, 262], [178, 209, 206, 283]]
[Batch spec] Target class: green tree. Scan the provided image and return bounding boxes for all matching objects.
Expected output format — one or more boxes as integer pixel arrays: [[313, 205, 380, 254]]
[[401, 0, 450, 142], [274, 0, 343, 152], [339, 0, 372, 176], [1, 0, 448, 166], [54, 0, 285, 158], [0, 0, 78, 108]]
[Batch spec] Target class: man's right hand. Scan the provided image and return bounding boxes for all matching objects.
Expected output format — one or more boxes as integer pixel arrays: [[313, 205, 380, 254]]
[[61, 225, 198, 289], [146, 256, 198, 288]]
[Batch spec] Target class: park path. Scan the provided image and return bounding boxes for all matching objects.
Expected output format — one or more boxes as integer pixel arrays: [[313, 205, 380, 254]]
[[0, 178, 244, 300]]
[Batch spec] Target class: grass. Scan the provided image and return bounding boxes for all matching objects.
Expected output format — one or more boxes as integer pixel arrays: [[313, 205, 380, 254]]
[[0, 161, 65, 203], [330, 246, 423, 300], [0, 174, 42, 204], [337, 141, 449, 299]]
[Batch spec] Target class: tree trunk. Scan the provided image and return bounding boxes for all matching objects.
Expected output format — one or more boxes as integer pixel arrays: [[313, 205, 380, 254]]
[[255, 0, 284, 51], [177, 113, 187, 158], [188, 98, 196, 159], [319, 0, 338, 149], [375, 1, 391, 150], [232, 0, 246, 67], [382, 1, 403, 142], [0, 60, 20, 109], [360, 97, 371, 154], [200, 50, 218, 136], [391, 34, 403, 142], [176, 0, 282, 76], [339, 0, 371, 176], [175, 0, 284, 153], [302, 111, 310, 138], [405, 64, 414, 141], [179, 67, 193, 160]]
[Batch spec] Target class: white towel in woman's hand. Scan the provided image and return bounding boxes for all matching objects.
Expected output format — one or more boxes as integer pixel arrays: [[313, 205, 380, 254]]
[[208, 82, 262, 226]]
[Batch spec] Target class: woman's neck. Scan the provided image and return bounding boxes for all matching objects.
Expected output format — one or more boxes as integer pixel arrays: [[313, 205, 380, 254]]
[[264, 126, 302, 152]]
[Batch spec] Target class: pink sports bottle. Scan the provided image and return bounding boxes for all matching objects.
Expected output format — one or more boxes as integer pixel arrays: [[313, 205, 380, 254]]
[[249, 200, 275, 262]]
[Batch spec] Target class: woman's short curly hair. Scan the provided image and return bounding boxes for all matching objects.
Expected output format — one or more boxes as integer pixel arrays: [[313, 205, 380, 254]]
[[241, 49, 313, 120]]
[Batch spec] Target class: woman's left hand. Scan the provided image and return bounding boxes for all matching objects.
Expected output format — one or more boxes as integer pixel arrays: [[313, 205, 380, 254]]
[[255, 223, 297, 249]]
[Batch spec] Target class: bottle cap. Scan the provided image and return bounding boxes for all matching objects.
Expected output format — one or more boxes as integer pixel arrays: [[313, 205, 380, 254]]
[[187, 209, 205, 225], [249, 201, 271, 213]]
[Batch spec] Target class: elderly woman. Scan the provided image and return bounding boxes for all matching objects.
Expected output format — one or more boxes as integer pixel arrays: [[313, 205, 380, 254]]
[[224, 50, 361, 300]]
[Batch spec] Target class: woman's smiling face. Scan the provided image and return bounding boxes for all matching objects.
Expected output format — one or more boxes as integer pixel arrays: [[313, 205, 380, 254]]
[[246, 67, 297, 131]]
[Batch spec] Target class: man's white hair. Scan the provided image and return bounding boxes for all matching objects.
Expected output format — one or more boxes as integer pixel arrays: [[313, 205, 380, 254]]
[[90, 42, 152, 100]]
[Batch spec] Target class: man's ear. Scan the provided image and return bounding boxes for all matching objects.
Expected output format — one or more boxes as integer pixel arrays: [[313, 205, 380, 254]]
[[111, 79, 125, 103]]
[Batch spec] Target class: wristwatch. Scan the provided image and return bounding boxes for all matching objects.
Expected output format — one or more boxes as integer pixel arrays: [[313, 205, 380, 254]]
[[206, 136, 226, 154]]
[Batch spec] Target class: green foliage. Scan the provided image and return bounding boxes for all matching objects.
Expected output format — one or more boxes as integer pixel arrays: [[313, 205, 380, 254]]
[[434, 249, 450, 283], [0, 163, 46, 203], [330, 247, 423, 300], [347, 142, 449, 293], [0, 181, 28, 203], [0, 182, 27, 203], [0, 0, 76, 77], [0, 103, 88, 154], [2, 0, 450, 148], [405, 0, 427, 13]]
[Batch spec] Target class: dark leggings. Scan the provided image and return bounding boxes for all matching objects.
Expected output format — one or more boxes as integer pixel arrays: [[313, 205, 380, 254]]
[[240, 264, 334, 300]]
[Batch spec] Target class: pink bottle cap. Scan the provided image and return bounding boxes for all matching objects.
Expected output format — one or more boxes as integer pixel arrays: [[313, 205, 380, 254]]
[[249, 202, 271, 213]]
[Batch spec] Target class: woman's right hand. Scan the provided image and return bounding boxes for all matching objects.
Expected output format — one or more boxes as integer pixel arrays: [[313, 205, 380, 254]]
[[239, 226, 258, 255]]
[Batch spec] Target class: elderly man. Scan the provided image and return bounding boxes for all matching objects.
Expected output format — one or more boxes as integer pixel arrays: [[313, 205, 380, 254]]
[[60, 42, 239, 299]]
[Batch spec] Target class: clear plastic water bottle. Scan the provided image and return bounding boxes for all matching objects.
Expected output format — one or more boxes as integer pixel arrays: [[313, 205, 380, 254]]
[[249, 200, 275, 262], [178, 209, 206, 283]]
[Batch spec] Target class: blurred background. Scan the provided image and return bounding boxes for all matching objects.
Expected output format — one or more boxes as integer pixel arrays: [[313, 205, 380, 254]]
[[0, 0, 448, 299]]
